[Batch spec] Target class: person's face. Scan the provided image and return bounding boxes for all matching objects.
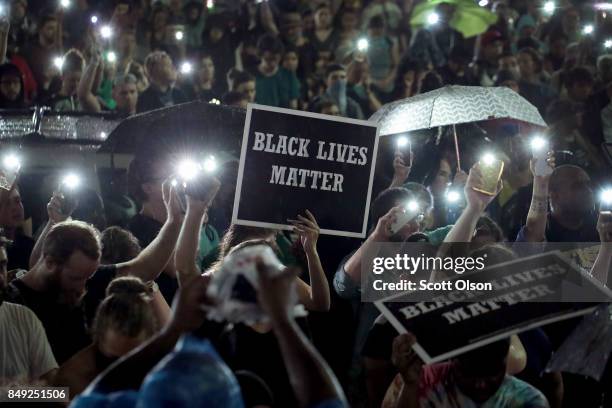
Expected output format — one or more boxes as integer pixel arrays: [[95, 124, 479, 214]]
[[154, 55, 176, 84], [236, 80, 256, 102], [99, 328, 148, 358], [282, 52, 299, 72], [63, 70, 82, 95], [10, 1, 26, 21], [563, 10, 580, 32], [484, 41, 503, 60], [453, 359, 507, 403], [315, 7, 331, 29], [40, 21, 58, 43], [50, 251, 100, 306], [118, 33, 136, 58], [551, 168, 594, 215], [153, 11, 168, 30], [327, 69, 347, 89], [113, 82, 138, 113], [341, 12, 358, 30], [0, 188, 24, 229], [568, 81, 593, 102], [210, 27, 224, 42], [431, 159, 452, 197], [198, 57, 215, 82], [261, 51, 281, 72], [499, 55, 518, 76], [321, 104, 340, 116], [0, 74, 21, 101], [517, 52, 535, 78]]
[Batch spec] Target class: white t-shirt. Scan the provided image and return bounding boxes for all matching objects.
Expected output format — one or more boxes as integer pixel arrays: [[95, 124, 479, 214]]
[[0, 302, 58, 385]]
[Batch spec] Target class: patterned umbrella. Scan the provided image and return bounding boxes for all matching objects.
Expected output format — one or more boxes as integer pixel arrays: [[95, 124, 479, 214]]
[[371, 85, 547, 168]]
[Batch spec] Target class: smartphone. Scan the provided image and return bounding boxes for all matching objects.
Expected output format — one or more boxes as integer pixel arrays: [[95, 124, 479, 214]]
[[390, 203, 423, 235], [533, 148, 552, 177], [58, 183, 79, 216], [473, 158, 504, 196], [184, 173, 218, 202]]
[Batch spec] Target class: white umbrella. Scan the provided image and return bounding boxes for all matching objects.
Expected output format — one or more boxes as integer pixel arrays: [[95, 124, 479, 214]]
[[370, 85, 547, 168]]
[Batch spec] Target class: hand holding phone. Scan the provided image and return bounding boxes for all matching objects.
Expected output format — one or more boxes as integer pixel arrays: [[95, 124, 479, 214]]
[[472, 154, 504, 196], [390, 201, 423, 235]]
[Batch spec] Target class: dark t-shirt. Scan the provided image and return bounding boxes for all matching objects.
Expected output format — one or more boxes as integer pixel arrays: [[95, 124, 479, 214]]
[[7, 265, 117, 364], [7, 234, 35, 271], [127, 214, 178, 303], [136, 85, 188, 113]]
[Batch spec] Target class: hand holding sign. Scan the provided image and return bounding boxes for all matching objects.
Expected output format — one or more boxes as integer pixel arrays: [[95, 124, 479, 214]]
[[392, 333, 423, 385], [288, 210, 320, 254]]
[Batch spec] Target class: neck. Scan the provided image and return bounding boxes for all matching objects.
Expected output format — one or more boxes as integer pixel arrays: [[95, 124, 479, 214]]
[[258, 63, 277, 76], [21, 262, 52, 292], [141, 201, 167, 223], [153, 81, 170, 93], [552, 210, 585, 230]]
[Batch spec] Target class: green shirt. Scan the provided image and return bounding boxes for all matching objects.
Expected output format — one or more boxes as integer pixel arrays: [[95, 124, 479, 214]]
[[255, 67, 299, 108]]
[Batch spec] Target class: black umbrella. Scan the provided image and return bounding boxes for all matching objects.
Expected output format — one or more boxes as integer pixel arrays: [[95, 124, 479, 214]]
[[97, 101, 246, 158]]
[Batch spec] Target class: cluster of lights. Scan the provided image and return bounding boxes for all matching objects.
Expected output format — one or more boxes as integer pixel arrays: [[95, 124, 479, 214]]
[[176, 155, 218, 182]]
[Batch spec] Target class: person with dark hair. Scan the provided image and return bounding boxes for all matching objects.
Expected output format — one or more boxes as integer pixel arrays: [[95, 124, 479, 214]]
[[254, 34, 299, 108], [187, 53, 225, 102], [311, 97, 340, 116], [201, 13, 236, 85], [53, 276, 159, 398], [471, 30, 505, 86], [386, 334, 547, 407], [0, 185, 34, 271], [392, 59, 422, 100], [564, 66, 594, 105], [418, 70, 443, 93], [47, 49, 85, 111], [316, 63, 363, 118], [23, 14, 61, 92], [365, 15, 399, 96], [516, 47, 556, 115], [100, 226, 142, 265], [232, 70, 256, 103], [221, 90, 248, 108], [0, 62, 26, 108], [437, 46, 472, 86], [306, 4, 339, 64]]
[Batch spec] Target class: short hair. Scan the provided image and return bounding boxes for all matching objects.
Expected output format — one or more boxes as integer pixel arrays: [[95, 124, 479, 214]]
[[565, 66, 594, 87], [368, 15, 385, 29], [38, 14, 58, 29], [311, 97, 338, 113], [517, 47, 543, 73], [100, 227, 141, 264], [370, 187, 415, 227], [549, 164, 585, 193], [62, 49, 85, 75], [92, 276, 157, 343], [113, 73, 138, 88], [475, 216, 505, 242], [222, 90, 248, 105], [257, 34, 284, 55], [325, 63, 346, 78], [144, 51, 170, 78], [127, 154, 167, 203], [43, 221, 101, 264], [233, 70, 255, 88]]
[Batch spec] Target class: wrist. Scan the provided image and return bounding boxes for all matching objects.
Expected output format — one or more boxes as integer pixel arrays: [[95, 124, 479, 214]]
[[465, 202, 485, 216]]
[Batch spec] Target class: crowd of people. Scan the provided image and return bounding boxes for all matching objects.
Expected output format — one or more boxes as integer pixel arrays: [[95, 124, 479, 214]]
[[1, 0, 612, 407]]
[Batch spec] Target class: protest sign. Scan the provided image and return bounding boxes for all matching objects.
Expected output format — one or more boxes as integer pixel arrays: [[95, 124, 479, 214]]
[[374, 251, 612, 364], [232, 104, 379, 238]]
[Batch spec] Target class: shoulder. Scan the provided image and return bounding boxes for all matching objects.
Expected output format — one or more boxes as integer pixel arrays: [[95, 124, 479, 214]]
[[500, 376, 549, 407], [0, 301, 43, 329]]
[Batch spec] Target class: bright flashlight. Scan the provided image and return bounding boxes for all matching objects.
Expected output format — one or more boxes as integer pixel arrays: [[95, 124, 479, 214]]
[[481, 152, 496, 166], [53, 56, 64, 70], [209, 98, 221, 105], [3, 154, 21, 171], [107, 51, 117, 63], [543, 1, 555, 14], [177, 159, 200, 181], [478, 0, 489, 6], [206, 0, 214, 9], [62, 173, 81, 190], [180, 61, 192, 74], [203, 156, 217, 173], [446, 189, 461, 203], [427, 12, 440, 25], [605, 39, 612, 48], [583, 24, 594, 35], [530, 136, 547, 152], [60, 0, 70, 8], [396, 136, 409, 148], [90, 15, 98, 24], [357, 38, 369, 52], [175, 30, 184, 41], [100, 25, 113, 39], [406, 200, 419, 212], [601, 189, 612, 205]]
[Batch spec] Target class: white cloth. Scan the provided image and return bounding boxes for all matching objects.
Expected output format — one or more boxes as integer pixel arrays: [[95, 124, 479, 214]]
[[0, 302, 58, 385]]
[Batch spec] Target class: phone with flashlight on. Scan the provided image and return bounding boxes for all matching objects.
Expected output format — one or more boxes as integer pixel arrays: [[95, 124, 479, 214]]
[[173, 156, 219, 211], [395, 135, 412, 167], [530, 135, 553, 177], [473, 153, 504, 196], [0, 153, 21, 191], [58, 173, 82, 216], [389, 200, 423, 235]]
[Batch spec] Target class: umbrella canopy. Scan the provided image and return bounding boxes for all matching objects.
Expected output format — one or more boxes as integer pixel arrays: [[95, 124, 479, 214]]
[[371, 85, 547, 137], [98, 101, 246, 157], [410, 0, 498, 38]]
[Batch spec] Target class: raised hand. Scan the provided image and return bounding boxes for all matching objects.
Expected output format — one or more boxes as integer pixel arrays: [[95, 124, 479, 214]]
[[288, 210, 320, 254], [464, 164, 503, 213], [162, 178, 183, 222], [47, 192, 71, 223]]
